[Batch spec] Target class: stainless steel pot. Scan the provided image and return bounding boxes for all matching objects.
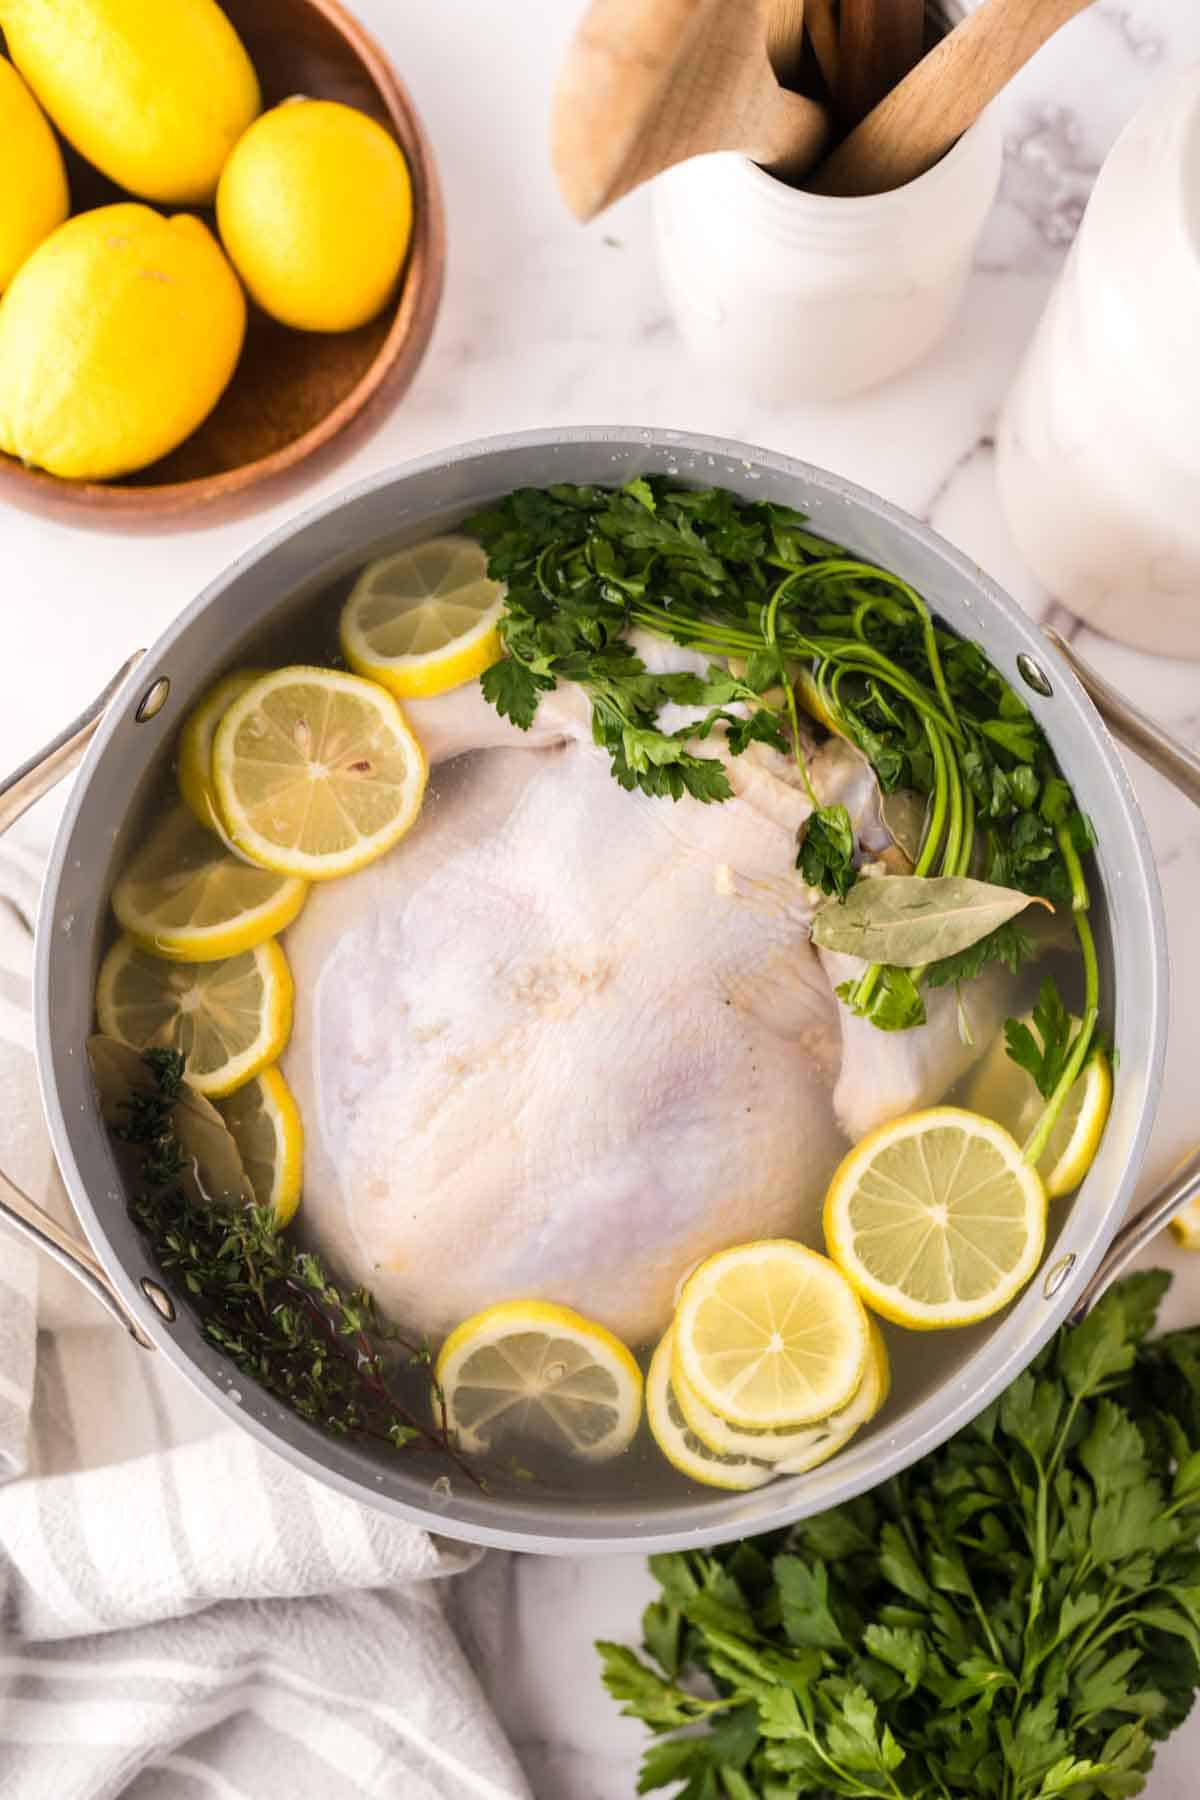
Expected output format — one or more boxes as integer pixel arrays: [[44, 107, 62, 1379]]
[[3, 427, 1200, 1555]]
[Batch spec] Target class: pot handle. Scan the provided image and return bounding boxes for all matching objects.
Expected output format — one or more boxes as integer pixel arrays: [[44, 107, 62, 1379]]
[[0, 651, 146, 833], [1043, 627, 1200, 806], [0, 652, 155, 1348], [1041, 627, 1200, 1318], [1067, 1147, 1200, 1326]]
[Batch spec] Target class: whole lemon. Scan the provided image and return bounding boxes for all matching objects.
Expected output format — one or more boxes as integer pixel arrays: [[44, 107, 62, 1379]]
[[0, 203, 246, 481], [0, 57, 68, 292], [0, 0, 260, 205], [217, 99, 413, 333]]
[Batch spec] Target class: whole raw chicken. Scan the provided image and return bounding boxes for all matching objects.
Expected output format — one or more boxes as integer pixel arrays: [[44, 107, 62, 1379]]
[[283, 647, 1003, 1345]]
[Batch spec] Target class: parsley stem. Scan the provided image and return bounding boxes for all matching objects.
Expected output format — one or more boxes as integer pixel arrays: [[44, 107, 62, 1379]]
[[957, 785, 977, 878], [810, 643, 964, 743], [938, 731, 964, 878], [908, 589, 960, 738], [1022, 829, 1099, 1168], [628, 602, 762, 654], [849, 719, 952, 1018], [764, 579, 820, 809], [778, 556, 956, 737], [916, 722, 951, 877]]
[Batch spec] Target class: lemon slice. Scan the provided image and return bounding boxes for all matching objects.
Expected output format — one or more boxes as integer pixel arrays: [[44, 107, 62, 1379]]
[[217, 1065, 304, 1226], [824, 1106, 1046, 1330], [1036, 1053, 1112, 1198], [773, 1320, 891, 1475], [673, 1240, 869, 1430], [111, 806, 307, 963], [96, 935, 293, 1098], [676, 1317, 890, 1466], [177, 670, 265, 831], [436, 1300, 643, 1462], [340, 536, 506, 699], [212, 667, 427, 881], [965, 1017, 1112, 1199], [646, 1330, 775, 1492], [795, 665, 843, 736]]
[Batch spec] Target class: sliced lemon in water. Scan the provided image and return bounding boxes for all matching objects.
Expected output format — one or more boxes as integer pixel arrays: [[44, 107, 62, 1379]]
[[95, 935, 293, 1098], [772, 1319, 891, 1475], [111, 806, 307, 963], [673, 1240, 870, 1430], [965, 1017, 1111, 1199], [675, 1317, 890, 1467], [340, 535, 505, 699], [217, 1064, 304, 1226], [212, 666, 427, 881], [646, 1329, 775, 1492], [177, 669, 265, 832], [436, 1300, 643, 1462], [824, 1106, 1046, 1330]]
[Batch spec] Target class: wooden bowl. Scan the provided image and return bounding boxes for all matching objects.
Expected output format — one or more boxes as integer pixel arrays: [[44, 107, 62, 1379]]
[[0, 0, 445, 530]]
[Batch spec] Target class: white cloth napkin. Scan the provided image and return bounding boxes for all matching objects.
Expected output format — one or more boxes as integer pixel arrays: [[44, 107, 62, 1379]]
[[0, 843, 532, 1800]]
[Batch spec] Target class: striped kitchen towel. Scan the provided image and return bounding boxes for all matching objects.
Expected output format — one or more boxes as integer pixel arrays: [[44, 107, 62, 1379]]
[[0, 842, 532, 1800]]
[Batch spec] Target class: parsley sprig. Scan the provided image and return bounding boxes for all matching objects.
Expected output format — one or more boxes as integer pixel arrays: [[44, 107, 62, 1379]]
[[601, 1272, 1200, 1799], [468, 479, 1100, 1156], [115, 1049, 476, 1484]]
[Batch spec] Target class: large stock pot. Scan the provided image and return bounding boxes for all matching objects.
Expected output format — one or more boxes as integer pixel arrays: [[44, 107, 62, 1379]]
[[3, 427, 1199, 1554]]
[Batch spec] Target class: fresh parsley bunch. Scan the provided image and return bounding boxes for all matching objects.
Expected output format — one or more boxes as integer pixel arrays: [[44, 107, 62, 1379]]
[[600, 1273, 1200, 1799], [466, 480, 1094, 1030]]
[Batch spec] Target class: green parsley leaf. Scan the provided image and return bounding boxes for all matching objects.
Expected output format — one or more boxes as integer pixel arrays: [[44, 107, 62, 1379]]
[[1006, 975, 1073, 1098], [775, 1557, 846, 1650], [796, 804, 856, 898], [479, 656, 551, 729], [837, 965, 927, 1031], [981, 716, 1040, 762], [602, 1275, 1200, 1800], [925, 919, 1037, 990]]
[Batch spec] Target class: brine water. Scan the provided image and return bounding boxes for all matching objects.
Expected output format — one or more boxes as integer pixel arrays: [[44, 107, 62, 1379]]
[[96, 534, 1097, 1511]]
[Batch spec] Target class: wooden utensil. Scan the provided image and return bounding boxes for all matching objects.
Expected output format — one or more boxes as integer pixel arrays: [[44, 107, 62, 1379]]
[[804, 0, 841, 99], [552, 0, 828, 221], [767, 0, 808, 85], [0, 0, 444, 531], [812, 0, 1096, 195], [836, 0, 925, 128]]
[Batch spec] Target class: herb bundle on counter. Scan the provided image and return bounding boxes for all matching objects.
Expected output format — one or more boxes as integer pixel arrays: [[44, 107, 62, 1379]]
[[600, 1272, 1200, 1798]]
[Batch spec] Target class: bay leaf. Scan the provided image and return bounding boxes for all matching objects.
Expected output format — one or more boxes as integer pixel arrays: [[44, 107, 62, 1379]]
[[88, 1035, 252, 1208], [811, 877, 1052, 967], [880, 790, 929, 867]]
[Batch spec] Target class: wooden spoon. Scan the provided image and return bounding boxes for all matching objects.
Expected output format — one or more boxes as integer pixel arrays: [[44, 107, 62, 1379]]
[[811, 0, 1096, 196], [767, 0, 809, 85], [552, 0, 828, 221], [804, 0, 842, 99], [836, 0, 925, 128]]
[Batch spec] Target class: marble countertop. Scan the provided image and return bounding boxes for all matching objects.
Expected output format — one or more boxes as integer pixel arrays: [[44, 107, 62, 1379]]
[[3, 2, 1200, 1795]]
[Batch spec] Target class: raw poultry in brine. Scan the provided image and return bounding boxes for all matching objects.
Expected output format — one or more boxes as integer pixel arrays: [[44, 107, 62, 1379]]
[[284, 660, 997, 1346]]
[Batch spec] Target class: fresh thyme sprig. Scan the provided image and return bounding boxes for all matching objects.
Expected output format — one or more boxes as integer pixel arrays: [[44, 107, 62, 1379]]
[[114, 1048, 478, 1485]]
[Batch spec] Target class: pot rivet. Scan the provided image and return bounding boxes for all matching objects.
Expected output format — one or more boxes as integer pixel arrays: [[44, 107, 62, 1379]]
[[1043, 1254, 1076, 1300], [140, 1277, 176, 1322], [135, 677, 170, 723], [1017, 654, 1053, 698]]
